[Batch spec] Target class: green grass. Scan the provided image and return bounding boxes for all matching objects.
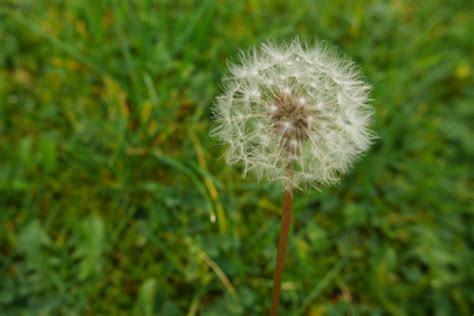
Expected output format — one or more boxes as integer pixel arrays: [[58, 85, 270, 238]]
[[0, 0, 472, 315]]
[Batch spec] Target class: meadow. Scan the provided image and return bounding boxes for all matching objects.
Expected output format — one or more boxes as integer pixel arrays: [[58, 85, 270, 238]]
[[0, 0, 472, 315]]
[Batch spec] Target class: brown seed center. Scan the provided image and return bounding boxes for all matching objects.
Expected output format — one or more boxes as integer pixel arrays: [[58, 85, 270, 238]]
[[268, 93, 313, 156]]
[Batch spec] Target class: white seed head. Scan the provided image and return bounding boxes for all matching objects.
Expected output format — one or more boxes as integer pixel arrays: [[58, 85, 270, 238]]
[[282, 121, 293, 130], [269, 104, 278, 113], [282, 87, 291, 95], [211, 39, 375, 189]]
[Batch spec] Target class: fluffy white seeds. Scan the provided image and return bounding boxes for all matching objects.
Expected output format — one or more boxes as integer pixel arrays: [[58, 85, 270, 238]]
[[211, 39, 375, 189]]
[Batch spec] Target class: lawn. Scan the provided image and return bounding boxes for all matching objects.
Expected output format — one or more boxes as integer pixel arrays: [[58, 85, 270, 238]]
[[0, 0, 472, 315]]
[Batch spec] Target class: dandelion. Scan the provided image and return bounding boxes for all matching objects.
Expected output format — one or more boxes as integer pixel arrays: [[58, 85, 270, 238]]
[[211, 39, 375, 315]]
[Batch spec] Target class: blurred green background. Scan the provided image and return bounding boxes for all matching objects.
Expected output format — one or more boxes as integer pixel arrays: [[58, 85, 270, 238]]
[[0, 0, 472, 315]]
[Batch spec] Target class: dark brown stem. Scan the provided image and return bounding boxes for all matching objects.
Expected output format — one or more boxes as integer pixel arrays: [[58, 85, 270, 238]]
[[269, 189, 293, 316]]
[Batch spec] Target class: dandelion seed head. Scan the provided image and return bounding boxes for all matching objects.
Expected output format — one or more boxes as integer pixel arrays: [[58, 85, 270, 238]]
[[297, 97, 306, 106], [282, 87, 292, 95], [269, 104, 278, 113], [211, 39, 375, 189]]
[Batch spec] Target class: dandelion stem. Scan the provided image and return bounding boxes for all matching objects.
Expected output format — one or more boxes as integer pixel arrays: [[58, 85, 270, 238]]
[[269, 188, 293, 316]]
